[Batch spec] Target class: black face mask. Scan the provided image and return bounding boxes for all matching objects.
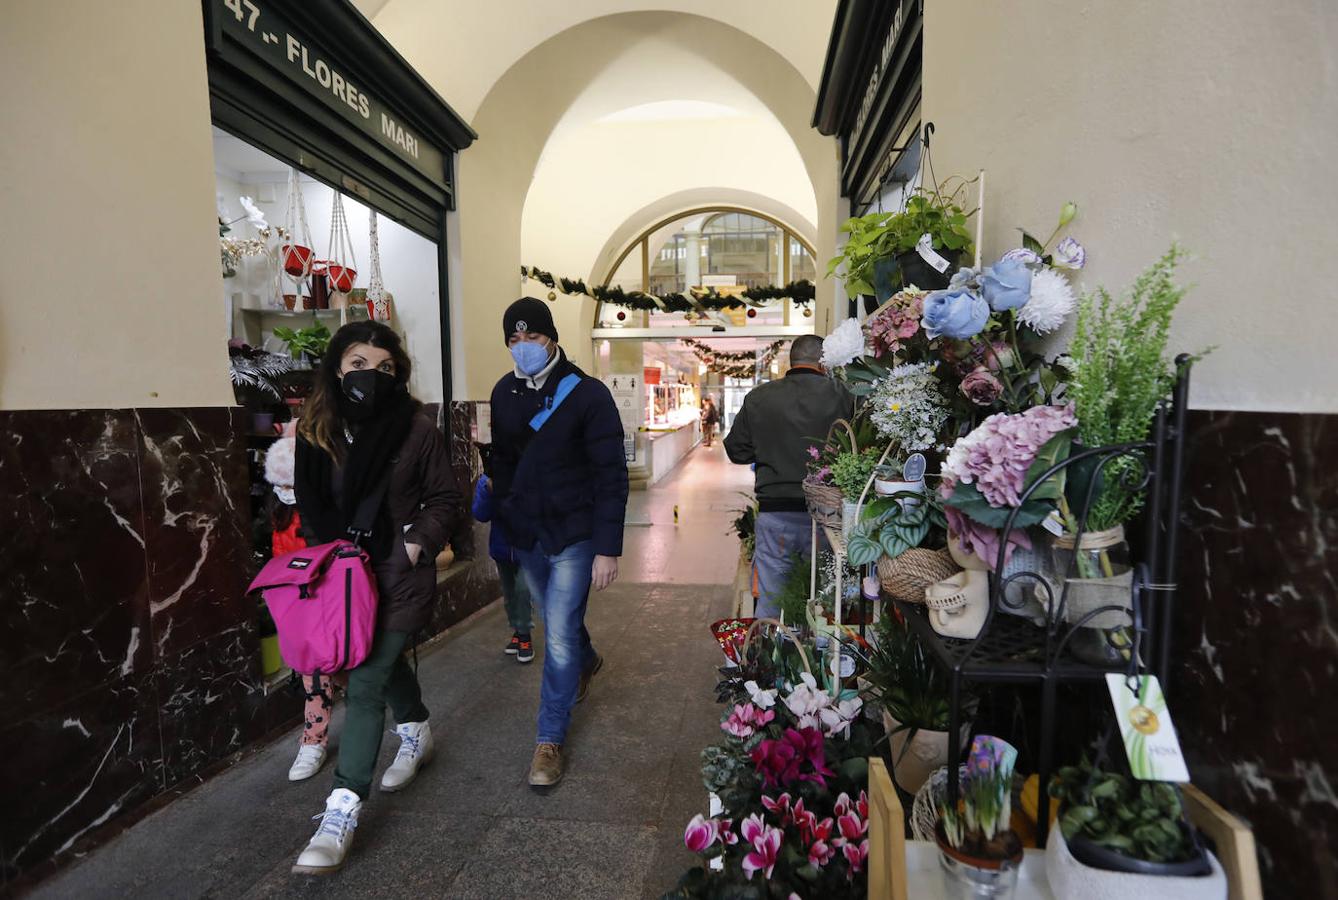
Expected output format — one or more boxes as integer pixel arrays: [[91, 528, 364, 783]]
[[338, 369, 399, 422]]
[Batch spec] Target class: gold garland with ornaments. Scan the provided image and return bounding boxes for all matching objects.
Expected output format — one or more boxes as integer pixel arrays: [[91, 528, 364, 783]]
[[680, 338, 785, 379]]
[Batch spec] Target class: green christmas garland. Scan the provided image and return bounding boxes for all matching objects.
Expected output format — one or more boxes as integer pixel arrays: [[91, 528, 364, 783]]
[[521, 266, 815, 312], [680, 337, 786, 379]]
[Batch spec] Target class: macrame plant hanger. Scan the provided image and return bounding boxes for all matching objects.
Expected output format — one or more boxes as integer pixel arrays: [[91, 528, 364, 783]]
[[325, 190, 358, 323], [279, 168, 315, 310], [365, 210, 390, 323]]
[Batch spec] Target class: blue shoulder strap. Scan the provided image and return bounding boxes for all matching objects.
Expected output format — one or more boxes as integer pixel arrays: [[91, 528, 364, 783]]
[[529, 373, 583, 432]]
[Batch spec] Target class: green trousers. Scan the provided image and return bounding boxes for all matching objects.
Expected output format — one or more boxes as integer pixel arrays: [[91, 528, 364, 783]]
[[332, 630, 430, 799]]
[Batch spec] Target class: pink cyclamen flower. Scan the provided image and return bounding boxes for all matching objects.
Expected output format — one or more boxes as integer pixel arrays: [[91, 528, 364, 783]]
[[834, 792, 853, 818], [809, 838, 836, 868], [761, 793, 793, 825], [837, 812, 869, 843], [857, 790, 869, 820], [740, 813, 766, 847], [742, 824, 783, 880], [843, 839, 870, 877], [684, 814, 716, 853], [722, 702, 775, 739]]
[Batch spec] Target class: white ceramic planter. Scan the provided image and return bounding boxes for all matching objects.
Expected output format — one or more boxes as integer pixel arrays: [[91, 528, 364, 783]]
[[874, 477, 925, 508], [882, 710, 968, 795], [1045, 826, 1227, 900]]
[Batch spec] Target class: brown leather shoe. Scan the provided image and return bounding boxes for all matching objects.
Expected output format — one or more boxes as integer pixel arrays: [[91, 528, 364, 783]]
[[529, 742, 564, 787], [576, 654, 604, 704]]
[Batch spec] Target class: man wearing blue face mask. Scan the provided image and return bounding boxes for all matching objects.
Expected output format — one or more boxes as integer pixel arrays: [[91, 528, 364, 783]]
[[488, 297, 629, 788]]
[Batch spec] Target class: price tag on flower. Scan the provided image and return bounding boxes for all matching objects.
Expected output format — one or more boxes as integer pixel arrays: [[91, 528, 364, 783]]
[[1105, 674, 1190, 782], [915, 232, 952, 273], [902, 452, 927, 483]]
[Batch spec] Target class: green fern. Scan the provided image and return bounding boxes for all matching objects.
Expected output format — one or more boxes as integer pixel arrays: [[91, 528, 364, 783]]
[[1069, 245, 1200, 530]]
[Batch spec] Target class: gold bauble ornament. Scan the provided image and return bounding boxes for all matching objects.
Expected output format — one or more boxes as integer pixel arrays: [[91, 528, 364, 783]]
[[547, 291, 557, 302], [803, 307, 813, 318]]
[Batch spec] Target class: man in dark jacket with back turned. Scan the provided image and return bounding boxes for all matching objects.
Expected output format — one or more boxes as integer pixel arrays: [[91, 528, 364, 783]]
[[725, 334, 853, 619], [489, 297, 629, 788]]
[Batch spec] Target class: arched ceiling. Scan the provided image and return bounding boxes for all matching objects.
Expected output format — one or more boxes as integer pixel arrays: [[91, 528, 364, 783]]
[[357, 0, 838, 122]]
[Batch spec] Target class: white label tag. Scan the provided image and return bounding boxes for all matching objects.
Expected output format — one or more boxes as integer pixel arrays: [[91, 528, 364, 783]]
[[1105, 674, 1190, 782], [915, 233, 951, 273], [1041, 510, 1066, 537]]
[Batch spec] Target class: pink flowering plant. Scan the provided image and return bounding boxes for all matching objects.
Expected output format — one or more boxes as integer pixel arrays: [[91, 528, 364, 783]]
[[668, 633, 876, 899]]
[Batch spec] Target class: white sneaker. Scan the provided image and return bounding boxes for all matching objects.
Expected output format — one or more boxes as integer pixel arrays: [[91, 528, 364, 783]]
[[292, 788, 360, 875], [379, 721, 434, 792], [288, 744, 327, 782]]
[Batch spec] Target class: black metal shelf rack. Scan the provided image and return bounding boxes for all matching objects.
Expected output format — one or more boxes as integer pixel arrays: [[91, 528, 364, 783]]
[[903, 357, 1193, 846]]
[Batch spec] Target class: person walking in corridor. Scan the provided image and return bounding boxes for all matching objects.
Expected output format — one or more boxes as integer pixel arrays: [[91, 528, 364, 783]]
[[701, 395, 720, 447], [290, 322, 462, 875], [471, 469, 535, 663], [724, 334, 853, 619], [489, 297, 629, 787]]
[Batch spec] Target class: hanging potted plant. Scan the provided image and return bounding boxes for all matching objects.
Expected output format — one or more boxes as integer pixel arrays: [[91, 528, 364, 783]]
[[936, 735, 1025, 899], [324, 190, 358, 295], [1060, 245, 1206, 666], [850, 614, 974, 794], [279, 169, 315, 278], [1046, 759, 1226, 899]]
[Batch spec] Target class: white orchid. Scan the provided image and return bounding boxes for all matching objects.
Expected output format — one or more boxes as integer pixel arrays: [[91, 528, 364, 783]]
[[820, 318, 866, 369], [239, 196, 269, 231], [743, 680, 778, 710], [1016, 267, 1076, 335]]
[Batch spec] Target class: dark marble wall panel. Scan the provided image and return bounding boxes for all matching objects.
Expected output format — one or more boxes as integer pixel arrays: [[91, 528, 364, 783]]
[[137, 408, 253, 658], [0, 411, 151, 719], [1173, 410, 1338, 900], [0, 672, 161, 879]]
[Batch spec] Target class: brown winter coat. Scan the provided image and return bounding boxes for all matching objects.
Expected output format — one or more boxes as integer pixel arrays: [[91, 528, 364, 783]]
[[372, 411, 462, 633]]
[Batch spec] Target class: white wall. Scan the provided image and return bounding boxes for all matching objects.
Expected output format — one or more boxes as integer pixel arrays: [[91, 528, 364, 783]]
[[0, 2, 229, 410], [924, 0, 1338, 412]]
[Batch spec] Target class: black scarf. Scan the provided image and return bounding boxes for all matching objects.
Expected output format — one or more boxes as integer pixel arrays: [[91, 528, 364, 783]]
[[295, 391, 417, 562]]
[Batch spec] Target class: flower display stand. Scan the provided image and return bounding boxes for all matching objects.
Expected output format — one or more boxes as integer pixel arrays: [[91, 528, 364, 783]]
[[894, 363, 1194, 845]]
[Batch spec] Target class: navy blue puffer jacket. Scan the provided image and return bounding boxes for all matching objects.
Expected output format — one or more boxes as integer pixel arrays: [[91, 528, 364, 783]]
[[489, 350, 629, 557]]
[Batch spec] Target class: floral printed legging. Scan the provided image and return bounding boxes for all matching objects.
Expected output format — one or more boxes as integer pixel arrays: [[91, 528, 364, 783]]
[[301, 673, 346, 747]]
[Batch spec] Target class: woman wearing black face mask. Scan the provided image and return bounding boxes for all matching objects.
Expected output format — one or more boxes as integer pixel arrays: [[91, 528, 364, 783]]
[[291, 321, 462, 875]]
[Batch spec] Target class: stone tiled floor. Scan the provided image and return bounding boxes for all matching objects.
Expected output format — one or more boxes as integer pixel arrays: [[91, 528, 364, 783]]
[[30, 444, 753, 900]]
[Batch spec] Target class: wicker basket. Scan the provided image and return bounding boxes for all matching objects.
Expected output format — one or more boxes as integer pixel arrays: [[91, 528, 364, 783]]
[[878, 547, 959, 603], [803, 480, 844, 529], [804, 418, 858, 529]]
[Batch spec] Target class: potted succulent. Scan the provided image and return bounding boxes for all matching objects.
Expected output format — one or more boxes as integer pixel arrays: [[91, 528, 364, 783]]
[[937, 735, 1025, 899], [1046, 759, 1225, 899], [851, 614, 974, 794], [1060, 245, 1205, 665]]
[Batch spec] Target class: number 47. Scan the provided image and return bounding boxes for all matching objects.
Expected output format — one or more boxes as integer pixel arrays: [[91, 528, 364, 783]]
[[225, 0, 260, 31]]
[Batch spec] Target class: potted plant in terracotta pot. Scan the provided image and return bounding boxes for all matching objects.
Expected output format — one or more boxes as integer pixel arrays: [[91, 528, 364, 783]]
[[1061, 245, 1206, 665], [852, 614, 974, 794], [937, 734, 1024, 899], [1046, 759, 1226, 899]]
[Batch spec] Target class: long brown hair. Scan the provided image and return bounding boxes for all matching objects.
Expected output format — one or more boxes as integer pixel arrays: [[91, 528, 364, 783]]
[[298, 321, 415, 459]]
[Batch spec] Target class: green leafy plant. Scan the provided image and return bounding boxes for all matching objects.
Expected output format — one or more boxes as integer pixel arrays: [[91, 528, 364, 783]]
[[1068, 245, 1206, 531], [826, 188, 975, 295], [830, 447, 883, 501], [850, 614, 974, 739], [846, 493, 947, 567], [273, 322, 332, 361], [1049, 759, 1198, 864], [772, 551, 815, 627], [728, 494, 758, 562]]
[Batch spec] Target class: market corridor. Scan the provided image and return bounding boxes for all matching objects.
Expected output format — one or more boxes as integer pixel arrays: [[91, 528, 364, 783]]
[[30, 445, 753, 900]]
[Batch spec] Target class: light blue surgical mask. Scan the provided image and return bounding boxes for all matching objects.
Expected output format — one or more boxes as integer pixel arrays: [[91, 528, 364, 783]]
[[511, 341, 551, 376]]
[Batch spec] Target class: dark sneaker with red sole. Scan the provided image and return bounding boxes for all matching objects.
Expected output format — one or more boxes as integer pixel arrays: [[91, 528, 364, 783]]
[[505, 633, 522, 655], [517, 638, 535, 664]]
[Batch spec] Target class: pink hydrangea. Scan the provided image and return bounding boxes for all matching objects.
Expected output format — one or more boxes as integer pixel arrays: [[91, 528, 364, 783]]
[[942, 404, 1076, 508], [868, 292, 924, 357]]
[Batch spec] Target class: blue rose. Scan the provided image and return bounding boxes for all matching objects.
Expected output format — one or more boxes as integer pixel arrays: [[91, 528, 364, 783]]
[[922, 289, 990, 340], [980, 258, 1033, 311]]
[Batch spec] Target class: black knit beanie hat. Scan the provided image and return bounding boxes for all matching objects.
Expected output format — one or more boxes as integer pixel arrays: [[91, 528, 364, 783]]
[[502, 297, 558, 345]]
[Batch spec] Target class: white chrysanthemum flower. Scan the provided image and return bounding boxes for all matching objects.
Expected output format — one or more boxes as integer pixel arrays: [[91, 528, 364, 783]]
[[1016, 268, 1076, 334], [821, 317, 866, 368]]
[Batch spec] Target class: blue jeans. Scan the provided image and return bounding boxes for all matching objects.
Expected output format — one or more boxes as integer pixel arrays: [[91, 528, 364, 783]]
[[753, 511, 822, 620], [517, 540, 598, 745]]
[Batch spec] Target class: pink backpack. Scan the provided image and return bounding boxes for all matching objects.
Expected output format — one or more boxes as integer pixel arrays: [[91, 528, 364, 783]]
[[249, 540, 378, 675]]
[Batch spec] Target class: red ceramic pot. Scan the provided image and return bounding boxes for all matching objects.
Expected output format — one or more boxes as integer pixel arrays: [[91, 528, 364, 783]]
[[281, 244, 313, 277], [327, 265, 357, 293]]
